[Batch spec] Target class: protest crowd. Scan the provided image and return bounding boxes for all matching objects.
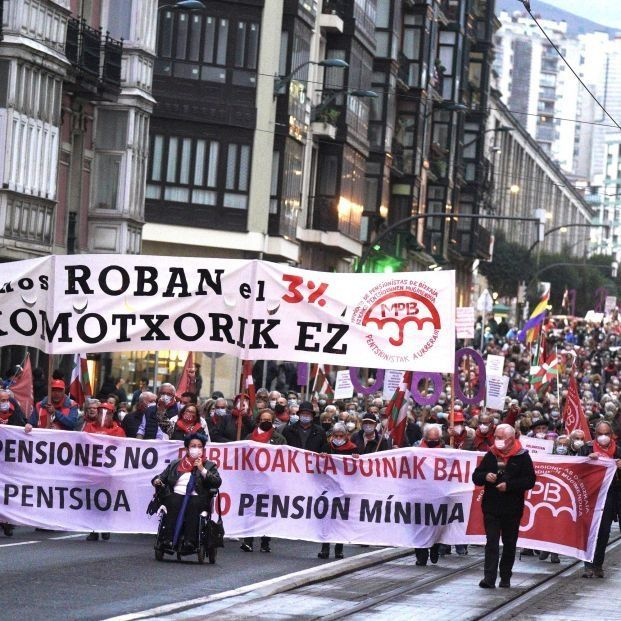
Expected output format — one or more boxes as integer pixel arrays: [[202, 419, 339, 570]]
[[1, 310, 621, 585]]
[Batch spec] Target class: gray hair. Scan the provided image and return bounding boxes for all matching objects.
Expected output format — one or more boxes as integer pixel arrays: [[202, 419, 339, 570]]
[[332, 422, 347, 434], [138, 391, 156, 405], [159, 382, 175, 394], [496, 423, 516, 437], [0, 388, 13, 399]]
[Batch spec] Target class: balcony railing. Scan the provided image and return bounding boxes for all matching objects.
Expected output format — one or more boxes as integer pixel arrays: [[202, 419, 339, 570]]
[[65, 18, 123, 98], [322, 0, 347, 18]]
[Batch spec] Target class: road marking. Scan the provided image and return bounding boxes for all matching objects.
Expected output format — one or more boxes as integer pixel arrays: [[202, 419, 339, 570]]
[[48, 534, 87, 540], [0, 540, 38, 548], [103, 547, 410, 621]]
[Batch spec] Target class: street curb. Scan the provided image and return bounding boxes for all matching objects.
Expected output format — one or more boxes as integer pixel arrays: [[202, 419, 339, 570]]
[[104, 546, 413, 621]]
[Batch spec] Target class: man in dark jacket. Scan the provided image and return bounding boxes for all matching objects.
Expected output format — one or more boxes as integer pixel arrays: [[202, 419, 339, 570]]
[[282, 401, 327, 453], [472, 423, 536, 589], [351, 413, 392, 453], [136, 384, 178, 440], [580, 421, 621, 578]]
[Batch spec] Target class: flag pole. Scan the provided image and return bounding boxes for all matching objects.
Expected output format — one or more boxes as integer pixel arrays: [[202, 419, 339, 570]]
[[555, 345, 561, 416], [449, 372, 455, 448], [46, 353, 54, 429]]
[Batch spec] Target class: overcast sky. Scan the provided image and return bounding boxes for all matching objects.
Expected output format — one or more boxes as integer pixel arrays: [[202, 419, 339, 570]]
[[540, 0, 621, 29]]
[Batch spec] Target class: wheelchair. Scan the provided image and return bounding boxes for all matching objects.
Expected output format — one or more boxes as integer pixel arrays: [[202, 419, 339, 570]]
[[153, 490, 222, 564]]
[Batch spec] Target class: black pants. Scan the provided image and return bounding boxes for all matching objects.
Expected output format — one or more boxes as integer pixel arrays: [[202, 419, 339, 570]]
[[415, 544, 439, 565], [163, 493, 208, 547], [244, 536, 271, 549], [483, 512, 522, 583], [587, 487, 621, 568]]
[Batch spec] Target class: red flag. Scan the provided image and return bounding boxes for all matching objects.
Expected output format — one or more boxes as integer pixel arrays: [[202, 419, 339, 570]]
[[386, 371, 412, 448], [10, 353, 33, 418], [242, 360, 256, 414], [176, 352, 195, 397], [69, 353, 91, 407], [563, 373, 591, 438]]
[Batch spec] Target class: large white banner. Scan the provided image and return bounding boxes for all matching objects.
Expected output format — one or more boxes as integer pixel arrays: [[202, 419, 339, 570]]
[[0, 255, 455, 372], [0, 428, 614, 561]]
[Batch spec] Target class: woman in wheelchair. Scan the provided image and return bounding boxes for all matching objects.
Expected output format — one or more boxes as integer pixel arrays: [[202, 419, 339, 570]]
[[152, 433, 221, 555]]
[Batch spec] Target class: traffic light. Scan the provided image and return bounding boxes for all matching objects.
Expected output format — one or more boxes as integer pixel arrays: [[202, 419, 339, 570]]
[[374, 257, 402, 273]]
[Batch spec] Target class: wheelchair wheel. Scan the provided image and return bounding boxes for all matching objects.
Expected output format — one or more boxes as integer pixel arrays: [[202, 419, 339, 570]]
[[197, 544, 205, 564], [155, 548, 164, 561], [208, 546, 217, 564]]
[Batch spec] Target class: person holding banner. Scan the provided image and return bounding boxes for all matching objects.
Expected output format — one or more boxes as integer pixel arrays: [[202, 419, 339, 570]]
[[240, 409, 286, 554], [0, 389, 26, 428], [26, 379, 78, 432], [473, 424, 536, 589], [82, 403, 126, 438], [581, 421, 621, 578], [153, 433, 221, 555], [317, 422, 358, 560]]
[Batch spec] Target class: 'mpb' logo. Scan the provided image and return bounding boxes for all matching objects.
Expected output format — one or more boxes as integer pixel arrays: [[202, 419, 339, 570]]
[[362, 291, 441, 346]]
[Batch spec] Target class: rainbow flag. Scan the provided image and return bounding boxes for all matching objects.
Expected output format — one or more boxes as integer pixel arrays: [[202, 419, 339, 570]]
[[519, 284, 551, 343]]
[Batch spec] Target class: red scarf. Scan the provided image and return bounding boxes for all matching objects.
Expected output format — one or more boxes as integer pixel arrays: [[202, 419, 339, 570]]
[[177, 456, 195, 474], [176, 418, 202, 435], [473, 429, 495, 450], [0, 405, 13, 423], [330, 439, 357, 453], [83, 421, 125, 437], [490, 438, 523, 459], [593, 439, 617, 458], [251, 426, 274, 443], [453, 430, 468, 449]]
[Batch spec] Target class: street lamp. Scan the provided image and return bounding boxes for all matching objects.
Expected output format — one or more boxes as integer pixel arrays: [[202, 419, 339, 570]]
[[311, 89, 378, 122], [463, 125, 513, 150], [274, 59, 349, 97], [509, 184, 520, 194]]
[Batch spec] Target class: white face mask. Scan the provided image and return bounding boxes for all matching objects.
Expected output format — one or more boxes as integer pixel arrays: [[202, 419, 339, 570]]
[[160, 394, 173, 405], [555, 446, 568, 455], [299, 414, 313, 425], [332, 437, 346, 447], [117, 411, 127, 421], [454, 425, 464, 435], [536, 432, 546, 439], [362, 424, 376, 434], [0, 402, 10, 412], [479, 424, 489, 434], [346, 422, 356, 432], [494, 439, 506, 450], [597, 435, 611, 446], [269, 400, 277, 409], [188, 447, 203, 459], [572, 440, 584, 449]]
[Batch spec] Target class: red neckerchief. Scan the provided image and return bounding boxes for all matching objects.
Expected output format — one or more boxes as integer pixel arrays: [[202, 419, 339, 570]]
[[251, 426, 274, 443], [176, 418, 202, 435], [490, 438, 523, 459], [0, 404, 13, 423], [177, 456, 195, 474], [83, 421, 124, 436], [473, 429, 495, 450], [593, 439, 617, 458], [420, 439, 443, 448], [38, 399, 65, 429], [453, 430, 468, 449], [330, 439, 357, 452]]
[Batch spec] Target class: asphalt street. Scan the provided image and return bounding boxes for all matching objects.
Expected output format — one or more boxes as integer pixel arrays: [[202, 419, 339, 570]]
[[0, 527, 380, 621]]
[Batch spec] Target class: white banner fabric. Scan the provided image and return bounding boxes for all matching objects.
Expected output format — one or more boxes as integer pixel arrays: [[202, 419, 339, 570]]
[[0, 256, 455, 372], [382, 369, 405, 401], [521, 436, 554, 454], [455, 307, 475, 339], [486, 376, 509, 410], [0, 428, 615, 561]]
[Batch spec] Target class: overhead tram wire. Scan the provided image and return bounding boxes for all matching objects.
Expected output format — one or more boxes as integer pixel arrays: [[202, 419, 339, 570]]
[[519, 0, 621, 132]]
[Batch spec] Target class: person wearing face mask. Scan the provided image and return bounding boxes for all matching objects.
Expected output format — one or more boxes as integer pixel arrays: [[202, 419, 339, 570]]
[[282, 401, 328, 453], [208, 396, 253, 443], [414, 425, 444, 565], [241, 409, 286, 554], [320, 412, 335, 434], [567, 429, 586, 455], [268, 391, 281, 412], [317, 423, 358, 560], [122, 392, 156, 438], [350, 413, 392, 454], [153, 433, 221, 555], [448, 410, 474, 450], [472, 414, 495, 451], [26, 379, 78, 432], [136, 384, 178, 440], [169, 404, 209, 441], [580, 421, 621, 578], [528, 418, 550, 440], [0, 388, 26, 428], [83, 403, 125, 542], [271, 397, 291, 432], [473, 424, 536, 589]]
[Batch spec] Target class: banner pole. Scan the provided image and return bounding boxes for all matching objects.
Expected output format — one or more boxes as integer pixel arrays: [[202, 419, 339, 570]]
[[449, 373, 455, 448], [47, 353, 54, 429]]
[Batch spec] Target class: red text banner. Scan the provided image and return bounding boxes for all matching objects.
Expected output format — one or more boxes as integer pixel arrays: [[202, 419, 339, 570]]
[[0, 428, 614, 561]]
